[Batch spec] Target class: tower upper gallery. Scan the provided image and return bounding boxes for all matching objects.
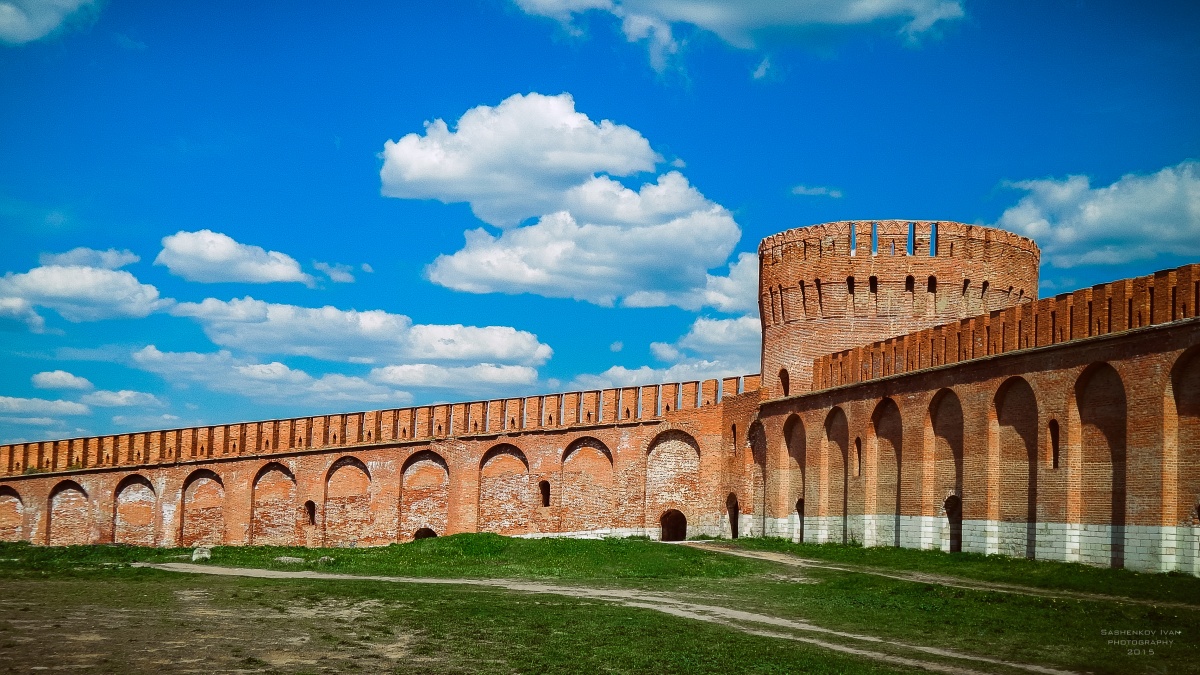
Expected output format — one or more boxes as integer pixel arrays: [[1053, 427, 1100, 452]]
[[759, 220, 1040, 398]]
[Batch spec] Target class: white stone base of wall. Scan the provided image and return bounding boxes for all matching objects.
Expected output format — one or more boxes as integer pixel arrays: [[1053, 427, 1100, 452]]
[[513, 518, 1199, 575]]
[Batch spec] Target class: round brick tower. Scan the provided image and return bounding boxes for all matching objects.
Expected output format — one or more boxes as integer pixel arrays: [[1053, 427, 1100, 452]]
[[759, 220, 1040, 397]]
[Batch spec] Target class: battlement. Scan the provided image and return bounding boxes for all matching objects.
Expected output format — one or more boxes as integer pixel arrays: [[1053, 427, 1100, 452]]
[[759, 220, 1040, 398], [808, 263, 1200, 390], [0, 374, 762, 478]]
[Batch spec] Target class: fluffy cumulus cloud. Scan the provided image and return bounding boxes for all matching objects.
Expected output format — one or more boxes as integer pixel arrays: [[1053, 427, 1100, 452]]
[[515, 0, 964, 69], [39, 247, 139, 269], [997, 160, 1200, 268], [131, 345, 411, 405], [155, 230, 315, 285], [385, 93, 748, 310], [0, 0, 96, 45], [31, 369, 93, 390], [170, 296, 553, 366], [80, 389, 162, 407], [0, 395, 89, 416], [381, 92, 660, 227], [0, 263, 170, 328], [572, 315, 761, 388]]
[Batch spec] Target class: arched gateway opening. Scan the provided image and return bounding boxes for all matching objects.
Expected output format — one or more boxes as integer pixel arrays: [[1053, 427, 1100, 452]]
[[413, 528, 437, 540], [726, 493, 740, 539], [660, 509, 687, 541], [944, 495, 963, 553]]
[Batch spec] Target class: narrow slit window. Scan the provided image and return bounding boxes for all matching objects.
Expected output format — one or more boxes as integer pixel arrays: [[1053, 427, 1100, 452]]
[[539, 480, 550, 507], [1049, 420, 1060, 469]]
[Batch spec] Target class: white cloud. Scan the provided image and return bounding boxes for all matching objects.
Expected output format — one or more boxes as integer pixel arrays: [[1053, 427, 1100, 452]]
[[80, 389, 162, 407], [427, 192, 740, 307], [624, 251, 759, 313], [369, 363, 538, 391], [0, 264, 170, 324], [131, 345, 411, 405], [516, 0, 964, 69], [0, 297, 45, 332], [170, 296, 553, 366], [381, 92, 660, 227], [112, 413, 180, 427], [31, 369, 93, 390], [609, 341, 623, 352], [39, 247, 140, 269], [997, 160, 1200, 268], [791, 184, 843, 198], [386, 92, 750, 311], [361, 263, 374, 273], [155, 230, 315, 285], [0, 0, 96, 44], [0, 416, 60, 426], [572, 315, 760, 389], [314, 261, 356, 283], [0, 395, 89, 415]]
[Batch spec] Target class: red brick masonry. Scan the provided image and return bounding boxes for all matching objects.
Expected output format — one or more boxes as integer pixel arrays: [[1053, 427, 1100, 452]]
[[1, 221, 1197, 573]]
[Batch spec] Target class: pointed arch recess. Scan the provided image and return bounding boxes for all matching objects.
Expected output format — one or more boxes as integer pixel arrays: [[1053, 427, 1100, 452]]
[[1074, 362, 1127, 568], [182, 469, 225, 546], [251, 461, 298, 546], [324, 456, 372, 547], [48, 480, 89, 546], [114, 474, 157, 546], [479, 444, 532, 535], [0, 486, 23, 542], [561, 437, 614, 533], [646, 430, 701, 527], [823, 407, 849, 543], [870, 398, 903, 547], [993, 377, 1039, 558], [401, 450, 450, 541]]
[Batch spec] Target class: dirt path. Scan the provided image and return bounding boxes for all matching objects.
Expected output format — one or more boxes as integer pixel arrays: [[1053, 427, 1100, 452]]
[[134, 562, 1080, 675], [682, 542, 1200, 611]]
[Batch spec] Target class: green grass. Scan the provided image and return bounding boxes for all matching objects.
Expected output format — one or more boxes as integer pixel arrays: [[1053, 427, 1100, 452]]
[[3, 536, 1199, 674], [0, 534, 770, 580], [0, 573, 917, 674], [729, 537, 1200, 606]]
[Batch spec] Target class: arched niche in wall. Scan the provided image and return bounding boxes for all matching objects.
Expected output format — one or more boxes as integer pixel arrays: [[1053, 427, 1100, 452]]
[[324, 456, 372, 547], [869, 398, 903, 548], [401, 450, 450, 541], [993, 377, 1039, 558], [251, 462, 299, 546], [113, 474, 157, 547], [48, 480, 90, 546], [560, 437, 613, 533], [645, 430, 701, 528], [181, 469, 225, 547], [0, 486, 23, 542], [1073, 362, 1127, 568], [478, 444, 532, 536]]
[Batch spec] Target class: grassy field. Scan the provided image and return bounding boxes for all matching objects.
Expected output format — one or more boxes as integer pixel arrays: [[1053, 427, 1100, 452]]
[[729, 537, 1200, 606], [0, 537, 1197, 675]]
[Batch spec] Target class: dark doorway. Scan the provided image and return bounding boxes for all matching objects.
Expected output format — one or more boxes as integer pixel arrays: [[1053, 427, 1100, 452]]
[[795, 499, 805, 542], [304, 500, 316, 526], [413, 528, 437, 540], [660, 509, 687, 541], [538, 480, 550, 507], [726, 493, 740, 539], [944, 495, 962, 553]]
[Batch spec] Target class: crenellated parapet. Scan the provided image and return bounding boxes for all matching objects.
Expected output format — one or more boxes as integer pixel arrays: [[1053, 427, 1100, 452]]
[[0, 375, 762, 478], [808, 262, 1200, 390], [760, 220, 1040, 398]]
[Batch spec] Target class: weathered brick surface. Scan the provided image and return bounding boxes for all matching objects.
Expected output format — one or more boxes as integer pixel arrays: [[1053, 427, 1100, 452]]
[[1, 220, 1197, 573]]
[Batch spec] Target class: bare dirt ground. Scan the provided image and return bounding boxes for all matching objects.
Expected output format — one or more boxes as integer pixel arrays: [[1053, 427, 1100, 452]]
[[133, 561, 1084, 675], [683, 542, 1200, 612], [0, 579, 450, 674]]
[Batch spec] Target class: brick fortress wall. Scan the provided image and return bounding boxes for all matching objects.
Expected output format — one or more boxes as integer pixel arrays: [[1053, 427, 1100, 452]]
[[0, 220, 1196, 576]]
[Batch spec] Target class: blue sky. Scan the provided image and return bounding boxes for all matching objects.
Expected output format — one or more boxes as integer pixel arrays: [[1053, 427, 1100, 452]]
[[1, 0, 1198, 442]]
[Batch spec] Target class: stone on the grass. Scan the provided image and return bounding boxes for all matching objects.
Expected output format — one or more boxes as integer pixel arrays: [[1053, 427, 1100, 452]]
[[317, 556, 335, 564], [191, 547, 211, 562], [275, 556, 306, 564]]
